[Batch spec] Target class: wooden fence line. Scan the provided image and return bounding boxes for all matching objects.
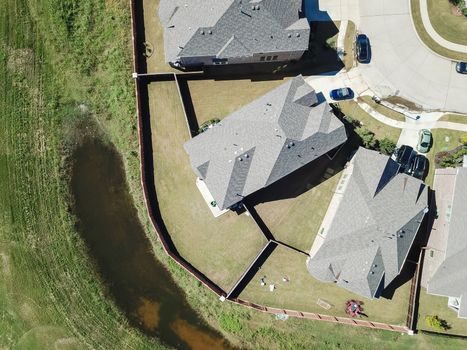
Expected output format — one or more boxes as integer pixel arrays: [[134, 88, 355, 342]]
[[129, 0, 410, 335]]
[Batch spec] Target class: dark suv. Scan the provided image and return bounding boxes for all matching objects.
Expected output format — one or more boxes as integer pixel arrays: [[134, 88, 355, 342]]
[[356, 34, 370, 63], [409, 155, 428, 180], [396, 145, 414, 172]]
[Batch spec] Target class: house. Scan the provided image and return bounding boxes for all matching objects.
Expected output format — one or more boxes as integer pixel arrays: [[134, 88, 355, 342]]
[[427, 168, 467, 318], [307, 148, 429, 299], [159, 0, 310, 67], [184, 75, 347, 211]]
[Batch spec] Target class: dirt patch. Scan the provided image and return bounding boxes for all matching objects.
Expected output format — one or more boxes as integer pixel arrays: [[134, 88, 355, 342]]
[[0, 252, 11, 277], [7, 48, 34, 76], [450, 4, 462, 16], [383, 96, 424, 112], [170, 318, 232, 350]]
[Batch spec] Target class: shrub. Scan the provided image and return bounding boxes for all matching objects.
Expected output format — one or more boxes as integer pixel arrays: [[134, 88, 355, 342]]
[[198, 118, 221, 133], [460, 134, 467, 146], [356, 128, 376, 149], [440, 154, 457, 168], [425, 315, 450, 331], [219, 313, 243, 333], [344, 115, 362, 128], [378, 138, 396, 155]]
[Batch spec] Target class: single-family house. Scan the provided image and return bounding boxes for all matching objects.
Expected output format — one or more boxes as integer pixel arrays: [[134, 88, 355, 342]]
[[184, 75, 347, 210], [427, 168, 467, 318], [159, 0, 310, 67], [307, 148, 429, 299]]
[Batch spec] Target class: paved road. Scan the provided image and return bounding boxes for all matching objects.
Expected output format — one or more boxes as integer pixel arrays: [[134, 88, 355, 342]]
[[315, 0, 467, 114], [357, 0, 467, 113]]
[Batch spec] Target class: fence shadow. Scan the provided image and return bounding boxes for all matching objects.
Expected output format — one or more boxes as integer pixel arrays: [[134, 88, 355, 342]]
[[227, 241, 278, 299], [138, 80, 225, 296]]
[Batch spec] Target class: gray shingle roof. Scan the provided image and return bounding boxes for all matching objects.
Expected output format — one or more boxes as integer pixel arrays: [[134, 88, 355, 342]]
[[184, 75, 347, 210], [427, 168, 467, 318], [159, 0, 310, 63], [307, 148, 429, 299]]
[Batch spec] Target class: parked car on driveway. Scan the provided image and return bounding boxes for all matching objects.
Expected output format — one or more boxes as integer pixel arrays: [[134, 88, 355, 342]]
[[409, 154, 429, 180], [456, 62, 467, 74], [396, 145, 414, 172], [329, 88, 354, 101], [356, 34, 370, 63], [417, 129, 432, 153]]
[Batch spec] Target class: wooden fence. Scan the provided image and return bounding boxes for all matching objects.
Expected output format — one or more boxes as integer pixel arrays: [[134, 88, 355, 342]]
[[129, 0, 411, 335]]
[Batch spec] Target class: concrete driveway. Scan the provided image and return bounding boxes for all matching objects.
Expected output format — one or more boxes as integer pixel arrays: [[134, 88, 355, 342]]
[[357, 0, 467, 113]]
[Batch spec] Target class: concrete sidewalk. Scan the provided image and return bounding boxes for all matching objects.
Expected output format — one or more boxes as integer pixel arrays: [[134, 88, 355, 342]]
[[419, 0, 467, 54], [358, 102, 467, 132]]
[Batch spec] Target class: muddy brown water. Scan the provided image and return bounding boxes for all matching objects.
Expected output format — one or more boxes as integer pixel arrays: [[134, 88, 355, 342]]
[[70, 135, 233, 350]]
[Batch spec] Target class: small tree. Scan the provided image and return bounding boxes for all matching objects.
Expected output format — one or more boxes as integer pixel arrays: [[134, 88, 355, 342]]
[[378, 138, 396, 155], [425, 315, 449, 331], [356, 128, 376, 149]]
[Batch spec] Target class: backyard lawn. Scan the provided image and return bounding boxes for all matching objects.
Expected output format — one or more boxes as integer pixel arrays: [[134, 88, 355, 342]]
[[188, 78, 288, 125], [427, 0, 467, 46], [239, 245, 411, 325], [424, 129, 466, 187], [148, 81, 267, 292], [418, 289, 467, 335], [254, 155, 344, 253]]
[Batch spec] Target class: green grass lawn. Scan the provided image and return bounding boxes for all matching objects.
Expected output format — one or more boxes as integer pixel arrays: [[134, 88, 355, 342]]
[[239, 245, 411, 325], [439, 114, 467, 124], [255, 157, 344, 253], [148, 81, 267, 291], [424, 129, 466, 187], [359, 96, 406, 122], [339, 101, 402, 142], [427, 0, 467, 46], [410, 0, 467, 61], [188, 78, 287, 125], [344, 21, 356, 71], [418, 289, 467, 335]]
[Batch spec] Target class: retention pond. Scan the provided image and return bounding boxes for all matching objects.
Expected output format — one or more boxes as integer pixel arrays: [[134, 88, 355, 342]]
[[70, 132, 232, 350]]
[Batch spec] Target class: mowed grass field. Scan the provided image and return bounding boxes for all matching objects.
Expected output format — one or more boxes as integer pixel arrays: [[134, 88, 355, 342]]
[[0, 0, 163, 349], [148, 81, 267, 291], [427, 0, 467, 46]]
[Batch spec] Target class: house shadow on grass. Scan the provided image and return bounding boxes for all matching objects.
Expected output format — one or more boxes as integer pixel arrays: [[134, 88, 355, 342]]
[[245, 118, 361, 206]]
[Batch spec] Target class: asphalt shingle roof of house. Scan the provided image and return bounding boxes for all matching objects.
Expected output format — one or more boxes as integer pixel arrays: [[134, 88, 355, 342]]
[[307, 148, 429, 299], [427, 168, 467, 318], [184, 75, 347, 210], [159, 0, 310, 63]]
